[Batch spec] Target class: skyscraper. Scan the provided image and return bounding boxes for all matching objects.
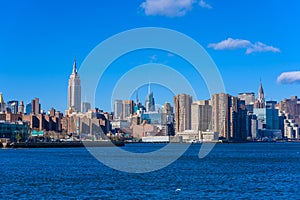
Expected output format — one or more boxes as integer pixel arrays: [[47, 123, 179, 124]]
[[81, 102, 91, 113], [145, 82, 155, 112], [123, 100, 134, 119], [253, 101, 279, 130], [25, 103, 32, 115], [212, 93, 247, 141], [191, 100, 212, 132], [0, 93, 6, 113], [254, 81, 265, 108], [68, 58, 81, 112], [174, 94, 192, 132], [31, 98, 41, 114], [18, 101, 24, 114], [114, 100, 123, 119], [7, 100, 19, 114], [238, 92, 255, 112]]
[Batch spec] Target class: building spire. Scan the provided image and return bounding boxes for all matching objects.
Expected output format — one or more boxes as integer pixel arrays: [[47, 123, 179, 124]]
[[136, 88, 139, 104], [258, 79, 264, 99], [148, 81, 151, 95], [72, 56, 77, 74], [254, 79, 265, 108]]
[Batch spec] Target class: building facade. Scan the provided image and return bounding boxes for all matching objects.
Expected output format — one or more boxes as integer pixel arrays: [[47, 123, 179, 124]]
[[191, 100, 212, 132], [114, 100, 123, 120], [81, 102, 91, 113], [122, 100, 134, 119], [212, 93, 247, 141], [7, 100, 18, 114], [238, 92, 255, 112], [32, 98, 41, 114], [174, 94, 192, 133]]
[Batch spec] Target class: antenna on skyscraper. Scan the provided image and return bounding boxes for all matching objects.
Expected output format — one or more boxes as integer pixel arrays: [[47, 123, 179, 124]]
[[148, 81, 151, 95], [73, 55, 77, 74], [136, 88, 139, 104]]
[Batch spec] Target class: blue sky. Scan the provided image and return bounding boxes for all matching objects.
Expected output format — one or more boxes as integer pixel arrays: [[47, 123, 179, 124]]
[[1, 0, 300, 112]]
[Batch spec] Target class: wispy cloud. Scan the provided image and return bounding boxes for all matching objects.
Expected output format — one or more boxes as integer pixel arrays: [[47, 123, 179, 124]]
[[199, 0, 212, 9], [149, 54, 158, 62], [277, 71, 300, 84], [140, 0, 211, 17], [208, 38, 280, 54], [208, 38, 251, 50], [246, 42, 280, 54]]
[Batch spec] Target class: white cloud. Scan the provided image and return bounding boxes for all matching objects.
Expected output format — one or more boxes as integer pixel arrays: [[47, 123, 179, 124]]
[[208, 38, 251, 50], [246, 42, 280, 54], [140, 0, 211, 17], [277, 71, 300, 84], [208, 38, 280, 54], [199, 0, 212, 9]]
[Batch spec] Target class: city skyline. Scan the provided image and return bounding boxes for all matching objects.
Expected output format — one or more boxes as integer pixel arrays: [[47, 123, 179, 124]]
[[0, 71, 298, 114], [1, 1, 300, 112]]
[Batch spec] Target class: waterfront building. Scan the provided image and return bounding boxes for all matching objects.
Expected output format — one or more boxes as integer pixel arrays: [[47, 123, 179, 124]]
[[132, 123, 160, 139], [174, 94, 192, 133], [253, 100, 281, 138], [212, 93, 247, 141], [277, 96, 300, 139], [0, 121, 30, 142], [282, 117, 300, 139], [7, 100, 18, 114], [277, 96, 300, 125], [68, 58, 81, 112], [66, 109, 108, 139], [247, 112, 258, 139], [253, 101, 279, 130], [114, 100, 123, 119], [176, 130, 218, 143], [254, 81, 265, 109], [212, 93, 230, 139], [141, 111, 171, 136], [145, 82, 155, 112], [191, 100, 212, 132]]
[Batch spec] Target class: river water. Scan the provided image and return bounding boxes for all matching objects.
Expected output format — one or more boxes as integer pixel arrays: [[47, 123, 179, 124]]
[[1, 143, 299, 199]]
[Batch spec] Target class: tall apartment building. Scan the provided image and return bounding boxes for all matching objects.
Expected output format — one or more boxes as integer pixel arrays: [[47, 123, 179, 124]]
[[191, 100, 212, 132], [174, 94, 192, 132], [114, 100, 123, 119], [122, 100, 134, 119], [212, 93, 247, 141], [32, 98, 41, 114]]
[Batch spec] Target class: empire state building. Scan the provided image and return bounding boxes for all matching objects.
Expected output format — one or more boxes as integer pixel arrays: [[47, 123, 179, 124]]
[[68, 59, 81, 112]]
